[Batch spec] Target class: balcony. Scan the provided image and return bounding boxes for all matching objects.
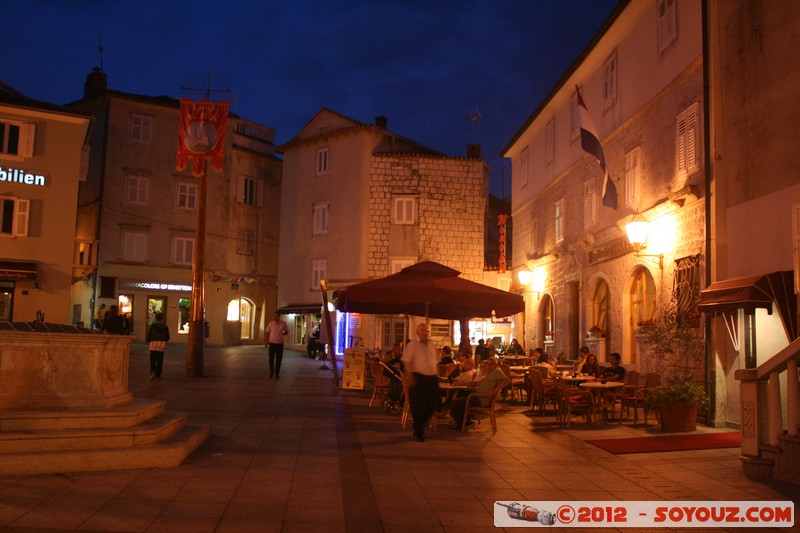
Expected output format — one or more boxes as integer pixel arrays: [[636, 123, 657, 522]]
[[72, 239, 98, 280]]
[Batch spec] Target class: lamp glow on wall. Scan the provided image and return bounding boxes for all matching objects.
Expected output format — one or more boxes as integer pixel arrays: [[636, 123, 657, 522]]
[[518, 266, 546, 297], [625, 212, 663, 269]]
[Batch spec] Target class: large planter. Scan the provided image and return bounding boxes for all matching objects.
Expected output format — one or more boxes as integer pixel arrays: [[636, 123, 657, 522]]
[[657, 403, 698, 432]]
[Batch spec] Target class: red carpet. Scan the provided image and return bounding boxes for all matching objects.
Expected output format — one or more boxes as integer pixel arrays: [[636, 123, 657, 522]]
[[586, 432, 741, 454]]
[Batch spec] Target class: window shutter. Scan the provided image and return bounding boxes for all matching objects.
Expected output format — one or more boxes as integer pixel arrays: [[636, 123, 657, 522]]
[[14, 199, 29, 236], [236, 175, 245, 204], [625, 148, 641, 204], [583, 181, 597, 227], [18, 124, 35, 158]]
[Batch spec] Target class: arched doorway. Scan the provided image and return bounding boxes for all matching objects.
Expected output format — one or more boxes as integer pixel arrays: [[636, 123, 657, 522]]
[[538, 294, 554, 347], [587, 277, 610, 361], [628, 267, 655, 364], [227, 297, 255, 341]]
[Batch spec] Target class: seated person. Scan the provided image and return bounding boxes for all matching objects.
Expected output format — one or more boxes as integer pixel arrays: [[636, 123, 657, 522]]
[[574, 345, 590, 373], [507, 338, 524, 355], [600, 352, 626, 382], [439, 345, 455, 365], [449, 357, 510, 429], [537, 350, 556, 374], [582, 353, 600, 377]]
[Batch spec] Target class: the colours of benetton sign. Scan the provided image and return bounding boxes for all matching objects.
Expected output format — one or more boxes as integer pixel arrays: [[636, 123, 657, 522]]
[[0, 167, 46, 186]]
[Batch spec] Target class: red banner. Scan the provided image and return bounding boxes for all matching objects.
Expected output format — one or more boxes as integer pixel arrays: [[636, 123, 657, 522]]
[[176, 99, 229, 177], [498, 214, 508, 273]]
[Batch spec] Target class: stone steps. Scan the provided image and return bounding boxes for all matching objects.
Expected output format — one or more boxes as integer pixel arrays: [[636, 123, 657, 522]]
[[0, 424, 211, 476], [0, 398, 210, 476]]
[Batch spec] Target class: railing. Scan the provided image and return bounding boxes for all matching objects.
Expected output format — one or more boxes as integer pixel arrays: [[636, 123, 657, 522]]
[[734, 337, 800, 456], [234, 121, 275, 144]]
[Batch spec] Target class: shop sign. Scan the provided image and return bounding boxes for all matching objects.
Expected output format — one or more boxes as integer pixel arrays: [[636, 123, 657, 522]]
[[0, 167, 46, 187], [119, 279, 192, 292], [588, 235, 634, 265]]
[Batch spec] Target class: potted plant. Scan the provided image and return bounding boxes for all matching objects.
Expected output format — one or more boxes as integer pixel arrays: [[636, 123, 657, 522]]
[[545, 330, 554, 342], [636, 319, 654, 334], [588, 325, 604, 338], [642, 321, 707, 432]]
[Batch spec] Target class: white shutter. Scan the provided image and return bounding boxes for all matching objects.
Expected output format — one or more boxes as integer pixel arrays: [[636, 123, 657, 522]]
[[676, 103, 700, 177], [625, 148, 641, 205], [14, 199, 29, 236], [583, 181, 597, 228], [18, 124, 35, 158]]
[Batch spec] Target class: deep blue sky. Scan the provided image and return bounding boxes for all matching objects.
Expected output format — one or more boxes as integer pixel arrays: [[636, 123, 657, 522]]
[[4, 0, 618, 198]]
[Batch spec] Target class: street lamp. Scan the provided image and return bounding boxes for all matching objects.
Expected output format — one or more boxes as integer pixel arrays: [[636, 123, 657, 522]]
[[517, 268, 533, 287], [625, 212, 663, 269]]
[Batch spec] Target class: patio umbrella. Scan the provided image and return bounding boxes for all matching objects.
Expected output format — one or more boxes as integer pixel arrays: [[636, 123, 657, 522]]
[[334, 261, 524, 321]]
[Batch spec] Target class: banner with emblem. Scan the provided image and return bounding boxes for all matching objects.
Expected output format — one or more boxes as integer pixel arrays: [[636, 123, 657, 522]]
[[176, 99, 229, 177]]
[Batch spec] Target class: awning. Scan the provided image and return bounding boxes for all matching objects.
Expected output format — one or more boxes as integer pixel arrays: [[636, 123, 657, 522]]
[[276, 303, 322, 315], [697, 271, 797, 340], [0, 260, 37, 281]]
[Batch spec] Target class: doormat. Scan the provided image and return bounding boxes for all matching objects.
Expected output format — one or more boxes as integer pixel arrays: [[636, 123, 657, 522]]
[[586, 432, 741, 454]]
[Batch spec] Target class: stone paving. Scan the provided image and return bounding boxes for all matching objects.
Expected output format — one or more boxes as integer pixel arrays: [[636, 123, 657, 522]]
[[0, 343, 796, 532]]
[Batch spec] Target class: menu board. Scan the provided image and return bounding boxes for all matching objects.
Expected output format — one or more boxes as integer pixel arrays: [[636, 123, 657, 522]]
[[342, 347, 366, 390]]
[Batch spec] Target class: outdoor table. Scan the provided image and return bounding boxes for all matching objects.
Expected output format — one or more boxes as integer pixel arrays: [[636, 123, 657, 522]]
[[580, 381, 625, 421], [561, 374, 596, 384], [509, 366, 528, 373], [438, 382, 471, 417]]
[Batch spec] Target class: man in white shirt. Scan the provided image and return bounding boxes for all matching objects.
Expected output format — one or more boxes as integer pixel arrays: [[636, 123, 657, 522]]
[[265, 312, 289, 378], [402, 322, 439, 442]]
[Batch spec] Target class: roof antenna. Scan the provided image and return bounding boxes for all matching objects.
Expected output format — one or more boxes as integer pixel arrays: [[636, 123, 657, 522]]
[[181, 63, 231, 101], [97, 34, 104, 71]]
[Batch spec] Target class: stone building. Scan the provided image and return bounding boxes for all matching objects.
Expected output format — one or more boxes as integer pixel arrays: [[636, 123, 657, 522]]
[[0, 82, 91, 324], [67, 69, 282, 345], [503, 0, 706, 376], [277, 108, 497, 352]]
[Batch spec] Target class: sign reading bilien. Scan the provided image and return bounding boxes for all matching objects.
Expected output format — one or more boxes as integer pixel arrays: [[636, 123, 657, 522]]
[[494, 501, 794, 528], [0, 167, 46, 186]]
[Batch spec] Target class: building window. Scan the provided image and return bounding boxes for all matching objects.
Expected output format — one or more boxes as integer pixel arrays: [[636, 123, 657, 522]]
[[172, 236, 194, 266], [392, 196, 417, 225], [519, 147, 529, 188], [312, 202, 329, 235], [125, 176, 149, 205], [554, 199, 565, 244], [0, 196, 29, 236], [237, 175, 262, 207], [624, 147, 642, 205], [603, 50, 618, 109], [311, 259, 327, 289], [657, 0, 678, 54], [545, 119, 555, 165], [569, 92, 580, 141], [236, 230, 255, 255], [0, 120, 34, 157], [583, 180, 597, 228], [176, 182, 197, 209], [130, 114, 152, 143], [676, 102, 700, 178], [390, 257, 415, 274], [122, 231, 148, 262], [316, 148, 329, 175]]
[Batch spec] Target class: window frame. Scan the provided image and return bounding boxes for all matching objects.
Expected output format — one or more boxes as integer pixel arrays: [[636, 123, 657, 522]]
[[545, 119, 555, 165], [583, 180, 597, 228], [129, 113, 153, 143], [122, 230, 148, 262], [0, 196, 29, 236], [0, 120, 34, 158], [172, 236, 194, 266], [624, 147, 642, 205], [676, 102, 700, 178], [176, 182, 197, 210], [316, 148, 329, 176], [311, 259, 327, 290], [390, 257, 416, 274], [603, 49, 618, 109], [237, 174, 263, 207], [312, 202, 329, 235], [236, 229, 255, 256], [657, 0, 678, 55], [392, 195, 417, 225], [554, 199, 565, 244], [518, 147, 530, 188], [125, 175, 150, 206]]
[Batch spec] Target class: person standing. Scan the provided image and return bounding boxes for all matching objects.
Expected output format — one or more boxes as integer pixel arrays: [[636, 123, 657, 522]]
[[93, 303, 106, 330], [101, 305, 124, 334], [402, 322, 439, 442], [265, 312, 289, 378], [146, 312, 170, 380]]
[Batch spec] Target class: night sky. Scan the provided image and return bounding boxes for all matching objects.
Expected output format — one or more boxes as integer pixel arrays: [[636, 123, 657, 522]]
[[4, 0, 618, 198]]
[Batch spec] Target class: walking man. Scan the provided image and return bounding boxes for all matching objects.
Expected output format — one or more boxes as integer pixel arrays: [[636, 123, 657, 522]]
[[402, 322, 439, 442], [265, 312, 289, 378]]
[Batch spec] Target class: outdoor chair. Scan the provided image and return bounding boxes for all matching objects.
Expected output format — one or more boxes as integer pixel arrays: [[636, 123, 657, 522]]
[[499, 363, 525, 403], [438, 363, 457, 379], [620, 372, 660, 424], [400, 376, 437, 431], [554, 377, 594, 427], [461, 389, 501, 434], [369, 361, 391, 408]]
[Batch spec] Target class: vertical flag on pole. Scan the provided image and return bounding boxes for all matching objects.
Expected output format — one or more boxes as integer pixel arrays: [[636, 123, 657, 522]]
[[576, 86, 617, 210], [177, 99, 229, 177]]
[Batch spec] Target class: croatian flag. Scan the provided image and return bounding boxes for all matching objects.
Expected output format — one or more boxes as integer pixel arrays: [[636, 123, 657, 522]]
[[576, 87, 617, 210]]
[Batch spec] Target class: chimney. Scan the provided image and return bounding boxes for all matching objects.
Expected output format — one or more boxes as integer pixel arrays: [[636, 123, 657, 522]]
[[467, 144, 481, 158], [375, 116, 388, 130], [83, 67, 108, 99]]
